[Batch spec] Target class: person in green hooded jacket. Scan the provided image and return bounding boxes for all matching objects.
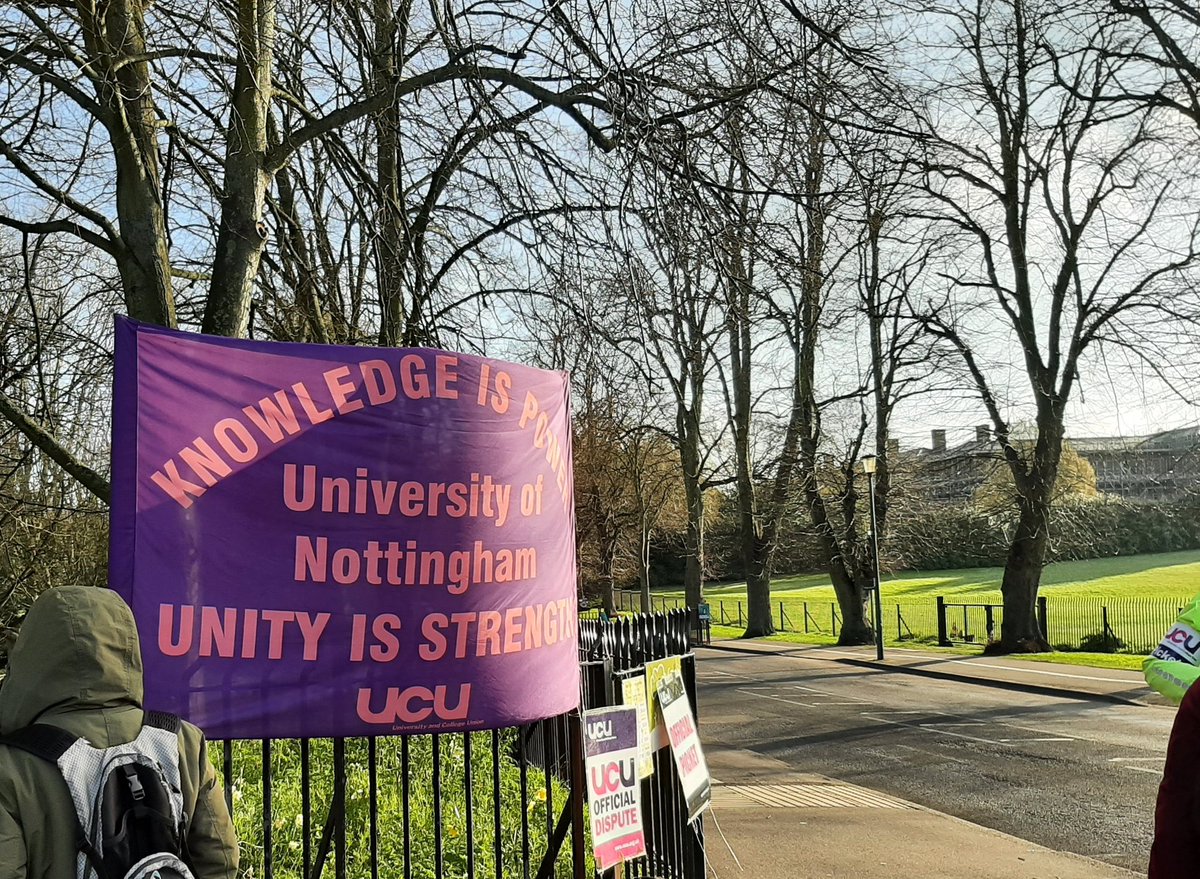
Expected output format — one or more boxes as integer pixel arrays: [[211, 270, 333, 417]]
[[0, 586, 238, 879]]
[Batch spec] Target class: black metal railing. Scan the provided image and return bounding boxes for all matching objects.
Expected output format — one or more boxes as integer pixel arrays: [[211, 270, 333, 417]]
[[579, 609, 703, 879], [614, 587, 1188, 654], [214, 609, 702, 879]]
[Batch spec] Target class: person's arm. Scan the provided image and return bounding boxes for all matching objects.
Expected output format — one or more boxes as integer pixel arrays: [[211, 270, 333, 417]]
[[0, 802, 27, 879], [185, 738, 239, 879], [1145, 655, 1200, 704], [1145, 595, 1200, 704]]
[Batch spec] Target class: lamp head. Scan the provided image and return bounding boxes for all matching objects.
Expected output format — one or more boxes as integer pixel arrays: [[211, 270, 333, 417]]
[[861, 454, 878, 475]]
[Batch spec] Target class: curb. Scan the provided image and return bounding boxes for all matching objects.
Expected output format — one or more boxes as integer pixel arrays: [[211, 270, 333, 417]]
[[698, 642, 1151, 707]]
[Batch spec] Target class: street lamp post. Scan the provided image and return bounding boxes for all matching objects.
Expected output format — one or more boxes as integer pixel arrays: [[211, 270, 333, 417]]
[[862, 455, 884, 661]]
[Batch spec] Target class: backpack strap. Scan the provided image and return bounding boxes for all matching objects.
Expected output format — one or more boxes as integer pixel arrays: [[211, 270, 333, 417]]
[[143, 710, 181, 734], [0, 723, 80, 763], [139, 709, 192, 857], [0, 724, 106, 878]]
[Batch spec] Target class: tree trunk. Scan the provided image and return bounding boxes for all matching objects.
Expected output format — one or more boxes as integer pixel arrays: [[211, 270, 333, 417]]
[[804, 467, 875, 645], [599, 519, 619, 617], [680, 428, 705, 621], [745, 565, 774, 636], [683, 510, 704, 620], [727, 268, 774, 635], [203, 0, 276, 338], [995, 494, 1052, 652], [273, 165, 329, 343], [374, 0, 408, 346], [79, 0, 175, 327], [743, 528, 775, 636], [836, 595, 874, 645], [639, 521, 652, 613]]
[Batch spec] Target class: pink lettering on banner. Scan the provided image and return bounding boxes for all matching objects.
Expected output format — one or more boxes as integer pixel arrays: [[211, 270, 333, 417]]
[[324, 366, 365, 415], [158, 604, 194, 657], [241, 391, 301, 442], [199, 607, 238, 658], [292, 381, 334, 424]]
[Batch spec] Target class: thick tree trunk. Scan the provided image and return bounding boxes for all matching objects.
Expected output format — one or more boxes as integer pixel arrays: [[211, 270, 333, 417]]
[[639, 522, 652, 613], [745, 562, 775, 637], [374, 0, 408, 346], [993, 402, 1062, 653], [599, 523, 618, 617], [79, 0, 175, 327], [680, 433, 705, 621], [996, 495, 1052, 652], [836, 595, 874, 645], [203, 0, 276, 338], [728, 277, 775, 636], [804, 468, 875, 645], [683, 513, 704, 619]]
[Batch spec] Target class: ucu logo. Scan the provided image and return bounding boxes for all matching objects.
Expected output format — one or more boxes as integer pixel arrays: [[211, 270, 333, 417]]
[[356, 684, 472, 724], [589, 758, 635, 795], [1167, 627, 1200, 655], [587, 719, 613, 740]]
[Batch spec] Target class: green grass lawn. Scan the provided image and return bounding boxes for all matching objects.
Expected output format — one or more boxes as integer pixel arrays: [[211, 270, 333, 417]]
[[625, 549, 1200, 663], [675, 549, 1200, 604]]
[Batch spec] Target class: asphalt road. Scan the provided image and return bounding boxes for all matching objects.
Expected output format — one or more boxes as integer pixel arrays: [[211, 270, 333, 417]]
[[694, 646, 1177, 873]]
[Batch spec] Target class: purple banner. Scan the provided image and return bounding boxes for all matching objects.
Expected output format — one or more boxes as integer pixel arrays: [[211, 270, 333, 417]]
[[109, 317, 580, 739]]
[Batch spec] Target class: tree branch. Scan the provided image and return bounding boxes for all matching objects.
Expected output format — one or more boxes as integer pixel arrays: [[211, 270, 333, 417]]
[[0, 388, 110, 504]]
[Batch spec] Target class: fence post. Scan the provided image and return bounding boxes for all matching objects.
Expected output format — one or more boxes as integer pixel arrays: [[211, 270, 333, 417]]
[[937, 596, 950, 646], [804, 601, 809, 634], [779, 601, 785, 632], [1102, 605, 1111, 652], [568, 711, 587, 879], [896, 604, 902, 640], [1037, 596, 1049, 643], [720, 601, 726, 625], [738, 601, 743, 627], [984, 605, 995, 644]]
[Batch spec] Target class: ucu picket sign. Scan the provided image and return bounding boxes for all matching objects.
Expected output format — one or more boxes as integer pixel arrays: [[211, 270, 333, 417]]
[[1153, 623, 1200, 664]]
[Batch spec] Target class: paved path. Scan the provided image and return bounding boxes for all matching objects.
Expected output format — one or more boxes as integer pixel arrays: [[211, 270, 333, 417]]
[[696, 638, 1161, 879]]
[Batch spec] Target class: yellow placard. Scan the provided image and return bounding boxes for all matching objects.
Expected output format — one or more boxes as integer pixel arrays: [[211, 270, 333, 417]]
[[621, 676, 655, 778], [644, 656, 681, 750]]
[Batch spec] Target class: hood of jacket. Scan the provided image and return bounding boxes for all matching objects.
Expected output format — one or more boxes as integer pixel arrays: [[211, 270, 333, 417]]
[[0, 586, 143, 735]]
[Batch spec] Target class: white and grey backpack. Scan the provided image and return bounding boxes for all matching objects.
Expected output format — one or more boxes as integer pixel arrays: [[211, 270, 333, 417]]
[[0, 711, 193, 879]]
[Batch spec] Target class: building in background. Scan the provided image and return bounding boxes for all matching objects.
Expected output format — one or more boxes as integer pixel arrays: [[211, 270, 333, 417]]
[[916, 425, 1200, 503]]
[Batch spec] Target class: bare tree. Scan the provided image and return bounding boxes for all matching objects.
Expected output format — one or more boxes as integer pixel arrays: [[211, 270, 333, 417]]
[[1108, 0, 1200, 129], [0, 234, 112, 634], [908, 0, 1200, 650], [0, 0, 659, 498]]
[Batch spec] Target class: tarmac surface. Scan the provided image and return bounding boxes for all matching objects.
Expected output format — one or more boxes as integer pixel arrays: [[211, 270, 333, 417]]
[[695, 641, 1165, 878]]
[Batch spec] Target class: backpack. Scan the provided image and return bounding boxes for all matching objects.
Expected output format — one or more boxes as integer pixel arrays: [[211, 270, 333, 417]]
[[0, 711, 193, 879]]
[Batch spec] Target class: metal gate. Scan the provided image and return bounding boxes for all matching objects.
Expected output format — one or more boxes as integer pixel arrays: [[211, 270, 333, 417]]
[[215, 609, 703, 879]]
